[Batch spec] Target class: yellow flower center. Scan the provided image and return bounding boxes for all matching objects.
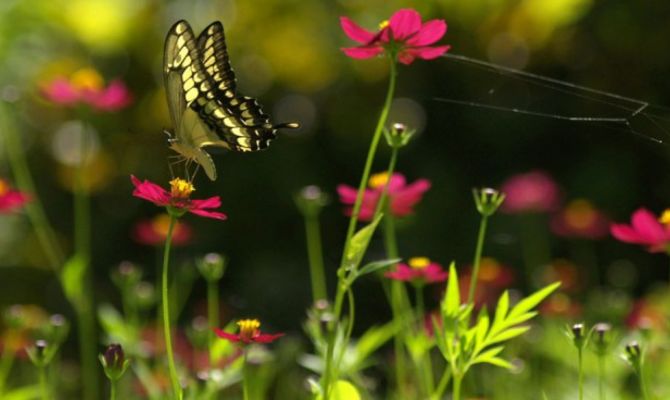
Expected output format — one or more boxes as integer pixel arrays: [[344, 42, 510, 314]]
[[169, 178, 194, 199], [659, 209, 670, 225], [564, 199, 597, 229], [151, 214, 173, 237], [70, 67, 104, 91], [408, 257, 431, 269], [378, 20, 390, 30], [478, 258, 501, 282], [368, 172, 390, 189], [0, 179, 8, 196], [237, 319, 261, 341]]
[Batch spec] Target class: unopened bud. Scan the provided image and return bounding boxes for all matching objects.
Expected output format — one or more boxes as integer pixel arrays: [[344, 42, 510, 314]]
[[99, 343, 130, 381], [384, 122, 415, 149], [473, 188, 506, 217], [295, 185, 329, 217], [197, 253, 226, 282]]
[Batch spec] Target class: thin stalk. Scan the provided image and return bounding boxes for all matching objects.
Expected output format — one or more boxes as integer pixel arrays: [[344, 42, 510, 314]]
[[322, 58, 397, 399], [638, 364, 650, 400], [432, 368, 451, 400], [207, 280, 219, 367], [110, 380, 117, 400], [0, 103, 64, 268], [414, 284, 434, 395], [452, 374, 462, 400], [578, 348, 584, 400], [74, 122, 98, 400], [242, 350, 250, 400], [0, 348, 15, 395], [38, 366, 49, 400], [161, 216, 182, 400], [598, 355, 605, 400], [334, 288, 356, 373], [304, 213, 327, 302], [467, 215, 488, 304]]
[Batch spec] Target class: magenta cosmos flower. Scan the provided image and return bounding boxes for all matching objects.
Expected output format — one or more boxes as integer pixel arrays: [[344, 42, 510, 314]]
[[551, 199, 609, 239], [214, 319, 284, 345], [133, 214, 193, 246], [0, 179, 29, 213], [610, 208, 670, 253], [500, 170, 560, 214], [131, 176, 227, 220], [341, 8, 451, 65], [337, 172, 430, 221], [41, 67, 132, 112], [386, 257, 448, 284]]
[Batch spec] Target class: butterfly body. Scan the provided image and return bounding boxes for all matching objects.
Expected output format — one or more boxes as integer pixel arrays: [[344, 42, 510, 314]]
[[163, 20, 298, 180]]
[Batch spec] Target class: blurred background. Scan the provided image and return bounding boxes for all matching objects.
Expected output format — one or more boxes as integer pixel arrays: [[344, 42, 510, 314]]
[[1, 0, 670, 393]]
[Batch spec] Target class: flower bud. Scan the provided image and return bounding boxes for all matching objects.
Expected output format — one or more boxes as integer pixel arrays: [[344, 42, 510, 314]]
[[28, 339, 58, 367], [99, 343, 130, 381], [48, 314, 70, 344], [187, 316, 210, 349], [133, 281, 157, 310], [473, 188, 506, 217], [197, 253, 226, 282], [294, 185, 329, 218], [111, 261, 142, 290], [384, 122, 415, 149], [622, 340, 644, 374], [591, 322, 613, 356], [566, 322, 587, 350]]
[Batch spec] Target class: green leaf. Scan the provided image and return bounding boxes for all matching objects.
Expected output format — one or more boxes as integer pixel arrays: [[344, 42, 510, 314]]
[[493, 291, 509, 328], [344, 215, 382, 271], [356, 258, 401, 279], [316, 380, 361, 400], [482, 356, 514, 369], [488, 326, 530, 346], [353, 322, 397, 368], [508, 282, 560, 320], [2, 385, 41, 400], [60, 254, 86, 306], [443, 262, 460, 316], [471, 345, 504, 365]]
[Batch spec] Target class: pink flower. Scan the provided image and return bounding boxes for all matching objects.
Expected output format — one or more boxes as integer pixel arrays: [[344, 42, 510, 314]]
[[214, 319, 284, 345], [337, 172, 430, 221], [500, 170, 560, 213], [132, 214, 193, 246], [610, 208, 670, 253], [131, 176, 227, 220], [340, 8, 451, 65], [385, 257, 448, 284], [41, 68, 131, 112], [551, 199, 609, 239], [0, 179, 29, 213]]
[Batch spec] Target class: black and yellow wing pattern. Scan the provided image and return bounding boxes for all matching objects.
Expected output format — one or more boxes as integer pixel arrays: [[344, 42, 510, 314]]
[[163, 19, 299, 180]]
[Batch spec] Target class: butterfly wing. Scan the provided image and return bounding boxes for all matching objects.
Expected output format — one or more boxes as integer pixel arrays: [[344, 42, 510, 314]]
[[196, 22, 298, 152]]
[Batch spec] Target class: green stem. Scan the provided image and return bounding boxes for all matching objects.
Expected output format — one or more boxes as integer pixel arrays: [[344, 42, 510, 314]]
[[110, 379, 117, 400], [322, 57, 397, 399], [578, 348, 584, 400], [638, 364, 650, 400], [0, 347, 15, 395], [414, 284, 434, 395], [207, 280, 219, 367], [39, 366, 49, 400], [468, 215, 489, 304], [243, 350, 250, 400], [305, 213, 327, 302], [0, 103, 64, 268], [452, 374, 462, 400], [598, 355, 605, 400], [161, 215, 182, 400], [432, 368, 451, 400]]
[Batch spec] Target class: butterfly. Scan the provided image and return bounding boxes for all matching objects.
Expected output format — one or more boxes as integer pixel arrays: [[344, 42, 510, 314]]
[[163, 19, 299, 180]]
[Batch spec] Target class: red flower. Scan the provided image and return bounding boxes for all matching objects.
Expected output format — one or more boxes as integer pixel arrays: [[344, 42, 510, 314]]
[[214, 319, 284, 345], [41, 68, 131, 112], [133, 214, 193, 246], [610, 208, 670, 253], [551, 199, 609, 239], [337, 172, 430, 221], [131, 176, 227, 220], [0, 179, 29, 213], [341, 8, 451, 65], [386, 257, 447, 284], [500, 170, 560, 214]]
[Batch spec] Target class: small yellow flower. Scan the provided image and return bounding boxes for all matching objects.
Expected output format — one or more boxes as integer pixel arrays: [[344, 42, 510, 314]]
[[378, 20, 390, 30], [237, 319, 261, 342], [368, 172, 390, 189], [70, 67, 104, 91], [408, 257, 431, 269], [169, 178, 194, 199], [659, 209, 670, 225]]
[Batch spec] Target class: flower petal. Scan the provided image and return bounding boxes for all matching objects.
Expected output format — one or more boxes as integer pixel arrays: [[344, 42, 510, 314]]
[[131, 175, 170, 206], [340, 17, 376, 44], [190, 196, 222, 210], [407, 20, 447, 46], [213, 328, 240, 342], [337, 184, 358, 204], [414, 45, 451, 60], [88, 80, 132, 112], [189, 209, 228, 220], [390, 179, 431, 216], [41, 78, 80, 105], [342, 46, 384, 59], [630, 208, 667, 243], [386, 174, 407, 193], [389, 9, 422, 40], [253, 333, 285, 343]]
